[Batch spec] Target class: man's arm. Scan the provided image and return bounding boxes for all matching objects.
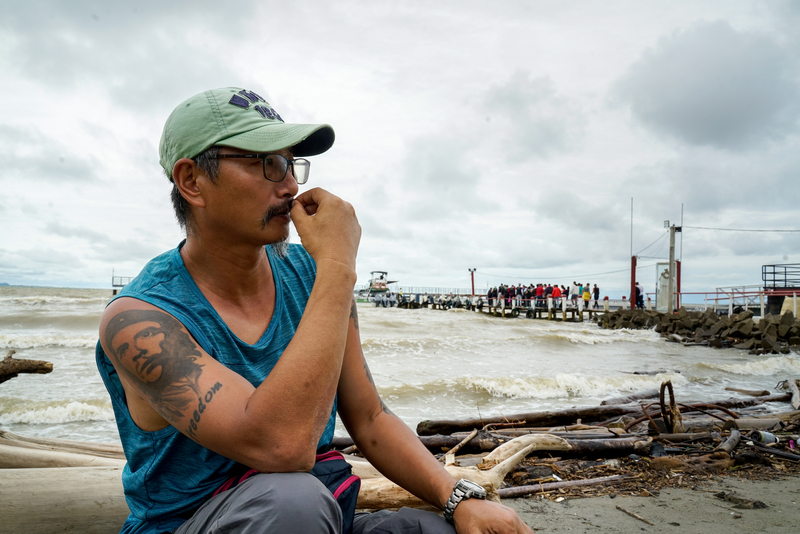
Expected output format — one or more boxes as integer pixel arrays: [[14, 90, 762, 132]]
[[336, 303, 533, 534], [99, 188, 361, 473]]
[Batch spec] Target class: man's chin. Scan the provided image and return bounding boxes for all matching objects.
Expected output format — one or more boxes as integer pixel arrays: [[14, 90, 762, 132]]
[[269, 238, 290, 259]]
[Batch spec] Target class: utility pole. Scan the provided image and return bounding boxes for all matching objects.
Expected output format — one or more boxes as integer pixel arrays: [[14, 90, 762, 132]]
[[667, 223, 682, 312], [468, 268, 476, 297]]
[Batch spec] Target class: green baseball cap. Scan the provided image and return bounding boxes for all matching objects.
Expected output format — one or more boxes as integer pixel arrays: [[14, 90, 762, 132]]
[[159, 87, 335, 181]]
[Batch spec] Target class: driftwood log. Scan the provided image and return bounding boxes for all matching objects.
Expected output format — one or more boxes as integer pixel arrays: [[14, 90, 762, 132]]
[[0, 349, 53, 385], [715, 429, 741, 454], [600, 389, 659, 405], [0, 430, 125, 468], [724, 387, 770, 397], [789, 379, 800, 410], [0, 466, 128, 534], [354, 434, 571, 509], [0, 430, 570, 532], [417, 394, 793, 436]]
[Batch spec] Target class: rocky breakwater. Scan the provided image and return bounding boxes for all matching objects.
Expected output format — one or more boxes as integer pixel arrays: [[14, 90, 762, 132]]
[[596, 308, 800, 354]]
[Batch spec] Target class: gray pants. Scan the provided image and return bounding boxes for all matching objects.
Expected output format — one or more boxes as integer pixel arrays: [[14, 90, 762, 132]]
[[174, 472, 455, 534]]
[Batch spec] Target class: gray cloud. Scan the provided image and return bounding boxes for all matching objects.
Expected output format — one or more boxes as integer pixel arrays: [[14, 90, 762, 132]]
[[613, 20, 800, 149], [44, 221, 168, 263], [483, 72, 585, 162], [0, 1, 251, 113], [398, 135, 493, 220], [0, 125, 101, 183]]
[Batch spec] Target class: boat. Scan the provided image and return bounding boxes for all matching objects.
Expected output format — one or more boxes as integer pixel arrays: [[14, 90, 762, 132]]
[[356, 271, 398, 303]]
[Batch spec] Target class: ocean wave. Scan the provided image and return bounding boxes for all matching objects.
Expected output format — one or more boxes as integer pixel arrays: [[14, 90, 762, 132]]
[[0, 313, 101, 331], [697, 355, 800, 376], [0, 295, 109, 306], [465, 372, 688, 399], [0, 333, 98, 349], [0, 400, 114, 425], [380, 372, 688, 401]]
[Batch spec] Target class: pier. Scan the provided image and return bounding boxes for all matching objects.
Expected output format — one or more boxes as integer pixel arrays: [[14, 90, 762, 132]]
[[421, 296, 613, 322]]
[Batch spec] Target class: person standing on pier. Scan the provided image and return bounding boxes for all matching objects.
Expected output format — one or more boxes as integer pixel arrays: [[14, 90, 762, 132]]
[[636, 281, 645, 309], [592, 284, 600, 309], [551, 284, 562, 308], [96, 87, 532, 534]]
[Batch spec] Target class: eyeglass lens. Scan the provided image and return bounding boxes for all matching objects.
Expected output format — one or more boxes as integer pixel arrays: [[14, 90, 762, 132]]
[[264, 155, 310, 184]]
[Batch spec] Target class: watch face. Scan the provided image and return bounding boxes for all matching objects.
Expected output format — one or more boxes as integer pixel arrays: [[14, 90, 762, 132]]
[[459, 479, 487, 497]]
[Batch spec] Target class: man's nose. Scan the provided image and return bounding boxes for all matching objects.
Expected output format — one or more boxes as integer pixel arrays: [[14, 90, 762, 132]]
[[275, 169, 299, 197]]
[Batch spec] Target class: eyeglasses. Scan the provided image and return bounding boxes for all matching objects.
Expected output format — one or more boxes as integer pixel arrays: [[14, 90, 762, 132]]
[[213, 153, 310, 184]]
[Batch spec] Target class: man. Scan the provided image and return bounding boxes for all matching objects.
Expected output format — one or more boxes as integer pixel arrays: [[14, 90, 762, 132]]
[[636, 281, 645, 309], [96, 87, 532, 534]]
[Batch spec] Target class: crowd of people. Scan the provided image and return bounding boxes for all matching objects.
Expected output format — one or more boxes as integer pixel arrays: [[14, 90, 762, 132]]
[[485, 282, 601, 309], [372, 283, 605, 311]]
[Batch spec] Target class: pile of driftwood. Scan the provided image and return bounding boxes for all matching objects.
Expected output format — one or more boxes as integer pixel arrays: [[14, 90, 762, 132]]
[[597, 308, 800, 354], [384, 380, 800, 500]]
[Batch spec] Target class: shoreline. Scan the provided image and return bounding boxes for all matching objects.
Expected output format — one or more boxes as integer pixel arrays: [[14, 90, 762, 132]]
[[505, 475, 800, 533]]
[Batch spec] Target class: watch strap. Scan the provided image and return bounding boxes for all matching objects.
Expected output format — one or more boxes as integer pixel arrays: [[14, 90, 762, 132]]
[[443, 479, 486, 524]]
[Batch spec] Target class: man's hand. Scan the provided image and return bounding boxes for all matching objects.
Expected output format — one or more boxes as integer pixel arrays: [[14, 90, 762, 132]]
[[453, 499, 534, 534], [291, 187, 361, 271]]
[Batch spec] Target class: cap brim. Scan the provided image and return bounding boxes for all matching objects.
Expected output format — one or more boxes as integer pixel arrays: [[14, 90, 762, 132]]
[[215, 123, 335, 157]]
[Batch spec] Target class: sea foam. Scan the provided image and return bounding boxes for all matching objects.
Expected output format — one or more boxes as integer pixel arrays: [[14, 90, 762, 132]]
[[0, 401, 114, 425]]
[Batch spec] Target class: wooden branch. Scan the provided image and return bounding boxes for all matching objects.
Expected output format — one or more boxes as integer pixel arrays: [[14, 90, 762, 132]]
[[497, 474, 637, 498], [616, 505, 654, 525], [0, 350, 53, 385], [443, 428, 478, 465], [660, 381, 684, 433], [750, 444, 800, 462], [715, 429, 741, 454]]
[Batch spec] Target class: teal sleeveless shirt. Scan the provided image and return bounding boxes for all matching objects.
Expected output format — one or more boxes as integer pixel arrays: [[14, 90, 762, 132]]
[[95, 242, 337, 534]]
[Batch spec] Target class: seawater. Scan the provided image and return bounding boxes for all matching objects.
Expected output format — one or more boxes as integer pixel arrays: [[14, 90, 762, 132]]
[[1, 286, 799, 444]]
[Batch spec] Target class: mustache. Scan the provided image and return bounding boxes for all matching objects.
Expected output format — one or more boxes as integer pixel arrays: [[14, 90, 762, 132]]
[[261, 198, 295, 228]]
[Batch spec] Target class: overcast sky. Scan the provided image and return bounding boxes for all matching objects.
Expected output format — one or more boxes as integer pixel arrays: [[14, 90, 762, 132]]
[[2, 0, 799, 297]]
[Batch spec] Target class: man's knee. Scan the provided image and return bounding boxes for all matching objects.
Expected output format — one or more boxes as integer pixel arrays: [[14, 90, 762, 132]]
[[212, 473, 341, 533], [256, 473, 340, 520]]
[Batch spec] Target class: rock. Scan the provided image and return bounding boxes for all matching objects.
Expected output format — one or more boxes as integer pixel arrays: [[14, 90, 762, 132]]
[[729, 320, 753, 338], [778, 323, 792, 338]]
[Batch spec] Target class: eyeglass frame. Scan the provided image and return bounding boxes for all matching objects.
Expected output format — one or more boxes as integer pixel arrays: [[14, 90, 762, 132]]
[[210, 153, 311, 184]]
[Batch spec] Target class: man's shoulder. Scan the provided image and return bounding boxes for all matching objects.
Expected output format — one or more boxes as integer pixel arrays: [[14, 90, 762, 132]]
[[117, 247, 180, 297]]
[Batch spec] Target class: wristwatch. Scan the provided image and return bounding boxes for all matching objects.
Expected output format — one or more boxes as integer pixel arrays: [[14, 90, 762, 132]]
[[443, 479, 487, 524]]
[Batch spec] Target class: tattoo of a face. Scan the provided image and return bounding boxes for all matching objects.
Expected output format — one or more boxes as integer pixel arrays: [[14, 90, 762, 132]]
[[350, 299, 359, 330], [105, 309, 206, 423]]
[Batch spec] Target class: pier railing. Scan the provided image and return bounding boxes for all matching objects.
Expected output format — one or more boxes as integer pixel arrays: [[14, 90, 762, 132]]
[[643, 288, 800, 317], [762, 263, 800, 289]]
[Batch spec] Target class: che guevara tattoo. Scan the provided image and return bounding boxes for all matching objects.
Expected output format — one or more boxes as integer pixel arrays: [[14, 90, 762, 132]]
[[104, 309, 211, 432]]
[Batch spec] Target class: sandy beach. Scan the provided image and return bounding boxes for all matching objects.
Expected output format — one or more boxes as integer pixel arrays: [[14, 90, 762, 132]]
[[506, 476, 799, 533]]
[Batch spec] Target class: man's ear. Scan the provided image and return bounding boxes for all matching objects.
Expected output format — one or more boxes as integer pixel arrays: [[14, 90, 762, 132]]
[[172, 158, 206, 209]]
